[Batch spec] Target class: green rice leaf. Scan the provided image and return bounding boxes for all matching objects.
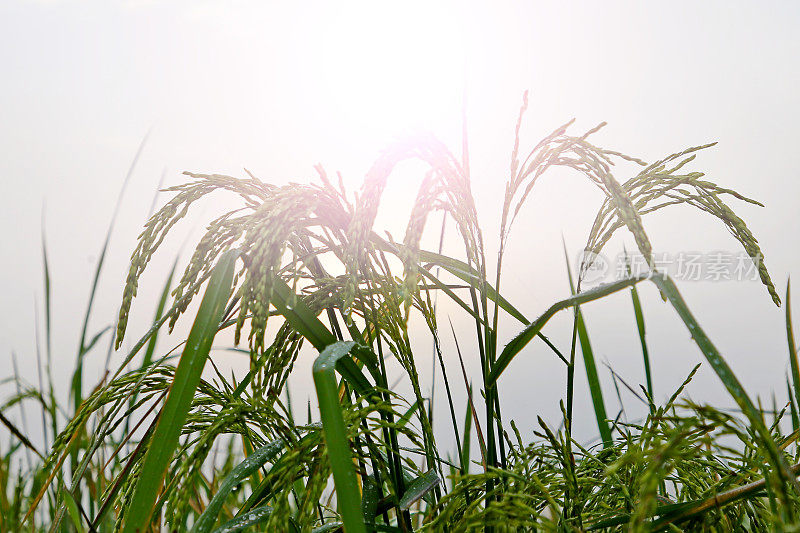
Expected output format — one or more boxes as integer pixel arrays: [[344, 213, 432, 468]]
[[398, 469, 440, 510], [565, 245, 611, 448], [121, 250, 238, 533], [651, 274, 800, 497], [271, 276, 335, 352], [787, 281, 800, 414], [489, 275, 649, 386], [313, 342, 367, 533], [209, 504, 276, 533], [192, 439, 283, 533]]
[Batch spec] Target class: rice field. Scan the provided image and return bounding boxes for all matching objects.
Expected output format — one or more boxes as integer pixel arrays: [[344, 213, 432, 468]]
[[2, 96, 800, 532]]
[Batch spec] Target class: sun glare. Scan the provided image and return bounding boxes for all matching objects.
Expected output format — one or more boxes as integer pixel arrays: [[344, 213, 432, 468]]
[[321, 2, 466, 140]]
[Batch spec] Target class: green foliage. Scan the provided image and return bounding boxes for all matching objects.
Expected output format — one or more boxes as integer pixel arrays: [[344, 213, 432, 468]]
[[2, 95, 796, 532], [122, 250, 238, 532]]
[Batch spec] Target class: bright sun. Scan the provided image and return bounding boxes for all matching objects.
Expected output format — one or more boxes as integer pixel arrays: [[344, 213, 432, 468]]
[[322, 2, 467, 140]]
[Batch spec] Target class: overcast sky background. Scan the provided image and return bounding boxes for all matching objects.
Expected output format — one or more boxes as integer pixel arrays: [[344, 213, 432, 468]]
[[1, 1, 799, 448]]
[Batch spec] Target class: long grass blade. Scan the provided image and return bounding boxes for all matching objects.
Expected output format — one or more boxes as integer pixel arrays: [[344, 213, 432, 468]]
[[271, 276, 336, 352], [375, 238, 527, 324], [41, 219, 57, 450], [787, 281, 800, 414], [489, 274, 649, 385], [650, 274, 800, 496], [0, 411, 43, 460], [210, 504, 277, 533], [312, 342, 367, 533], [449, 320, 487, 468], [630, 283, 652, 397], [192, 439, 283, 533], [398, 469, 440, 510], [460, 392, 472, 475], [788, 376, 799, 432], [564, 245, 611, 447], [121, 250, 237, 532]]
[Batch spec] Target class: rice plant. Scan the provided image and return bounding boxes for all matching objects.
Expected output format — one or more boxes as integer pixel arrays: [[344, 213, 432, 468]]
[[3, 92, 799, 531]]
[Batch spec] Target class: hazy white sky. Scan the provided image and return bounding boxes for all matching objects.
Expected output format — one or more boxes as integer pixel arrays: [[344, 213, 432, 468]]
[[1, 1, 799, 446]]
